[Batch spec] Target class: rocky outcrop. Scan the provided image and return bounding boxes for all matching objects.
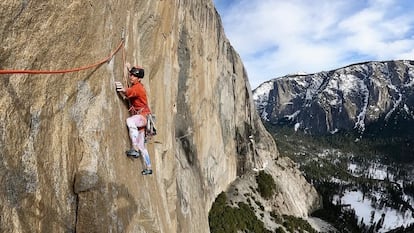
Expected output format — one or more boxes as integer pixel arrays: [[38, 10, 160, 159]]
[[254, 60, 414, 135], [0, 1, 318, 232]]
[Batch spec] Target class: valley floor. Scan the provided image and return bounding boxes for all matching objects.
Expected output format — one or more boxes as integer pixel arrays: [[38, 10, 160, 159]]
[[266, 125, 414, 233]]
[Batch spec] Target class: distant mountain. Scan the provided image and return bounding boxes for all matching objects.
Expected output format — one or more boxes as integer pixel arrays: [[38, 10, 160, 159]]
[[254, 60, 414, 232], [253, 60, 414, 136]]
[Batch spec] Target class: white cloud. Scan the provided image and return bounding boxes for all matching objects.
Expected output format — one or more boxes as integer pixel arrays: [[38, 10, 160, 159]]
[[214, 0, 414, 88]]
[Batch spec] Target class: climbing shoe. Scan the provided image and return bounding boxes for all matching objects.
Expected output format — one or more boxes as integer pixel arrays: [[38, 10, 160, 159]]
[[126, 149, 141, 158], [141, 169, 153, 175]]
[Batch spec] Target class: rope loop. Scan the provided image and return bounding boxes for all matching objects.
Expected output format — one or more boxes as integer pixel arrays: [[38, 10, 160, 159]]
[[0, 39, 124, 75]]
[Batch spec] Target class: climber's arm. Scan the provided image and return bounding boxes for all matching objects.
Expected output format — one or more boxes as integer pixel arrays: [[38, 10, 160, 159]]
[[115, 81, 127, 100], [125, 62, 131, 73]]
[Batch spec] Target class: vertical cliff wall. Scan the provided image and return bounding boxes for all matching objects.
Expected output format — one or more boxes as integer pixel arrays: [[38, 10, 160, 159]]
[[0, 1, 318, 232]]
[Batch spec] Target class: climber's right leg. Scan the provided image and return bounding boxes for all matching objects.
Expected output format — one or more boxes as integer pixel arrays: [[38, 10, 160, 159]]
[[126, 115, 146, 157]]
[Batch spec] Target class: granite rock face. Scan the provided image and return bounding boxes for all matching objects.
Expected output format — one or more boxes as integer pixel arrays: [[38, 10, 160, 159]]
[[0, 1, 318, 232], [254, 60, 414, 135]]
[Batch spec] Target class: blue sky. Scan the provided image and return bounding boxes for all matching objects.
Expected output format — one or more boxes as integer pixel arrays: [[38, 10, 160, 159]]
[[213, 0, 414, 88]]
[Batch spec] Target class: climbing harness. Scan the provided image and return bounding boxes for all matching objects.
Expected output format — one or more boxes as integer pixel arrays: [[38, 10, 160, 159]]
[[0, 39, 124, 75], [127, 106, 142, 116], [126, 106, 157, 141]]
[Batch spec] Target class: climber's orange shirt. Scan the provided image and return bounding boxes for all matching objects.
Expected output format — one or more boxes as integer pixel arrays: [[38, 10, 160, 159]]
[[125, 81, 151, 116]]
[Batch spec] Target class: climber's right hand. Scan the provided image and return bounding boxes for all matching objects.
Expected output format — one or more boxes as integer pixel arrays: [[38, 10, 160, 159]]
[[115, 82, 125, 92]]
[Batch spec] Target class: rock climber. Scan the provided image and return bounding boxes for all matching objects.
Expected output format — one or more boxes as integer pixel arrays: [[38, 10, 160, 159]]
[[115, 63, 152, 175]]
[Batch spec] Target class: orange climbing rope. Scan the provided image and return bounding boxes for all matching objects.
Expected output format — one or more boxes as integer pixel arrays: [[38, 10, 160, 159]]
[[0, 39, 124, 75], [121, 38, 128, 87]]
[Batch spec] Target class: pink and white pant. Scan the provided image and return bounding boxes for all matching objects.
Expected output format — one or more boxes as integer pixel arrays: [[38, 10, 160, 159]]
[[126, 114, 151, 168]]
